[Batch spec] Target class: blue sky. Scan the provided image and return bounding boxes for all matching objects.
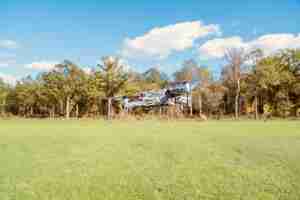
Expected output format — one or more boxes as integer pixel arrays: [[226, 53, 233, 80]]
[[0, 0, 300, 83]]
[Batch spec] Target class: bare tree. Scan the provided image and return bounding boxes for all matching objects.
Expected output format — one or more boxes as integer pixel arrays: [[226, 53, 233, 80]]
[[224, 48, 247, 119], [246, 49, 264, 119]]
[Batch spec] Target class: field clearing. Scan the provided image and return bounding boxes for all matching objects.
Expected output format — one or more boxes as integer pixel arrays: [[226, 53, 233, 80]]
[[0, 119, 300, 200]]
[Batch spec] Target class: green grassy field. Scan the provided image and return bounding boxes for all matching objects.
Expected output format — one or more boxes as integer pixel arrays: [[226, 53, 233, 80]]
[[0, 119, 300, 200]]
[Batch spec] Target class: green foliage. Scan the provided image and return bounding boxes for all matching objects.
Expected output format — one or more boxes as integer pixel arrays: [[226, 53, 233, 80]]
[[263, 103, 273, 115], [174, 59, 212, 84], [297, 108, 300, 117], [97, 56, 128, 98], [193, 83, 226, 115], [241, 49, 300, 117], [0, 78, 9, 115], [275, 91, 293, 117], [1, 49, 300, 119]]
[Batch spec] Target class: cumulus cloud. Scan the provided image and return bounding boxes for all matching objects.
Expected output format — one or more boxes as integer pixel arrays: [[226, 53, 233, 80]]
[[199, 33, 300, 59], [122, 21, 221, 59], [25, 61, 59, 71], [198, 37, 246, 59], [0, 40, 18, 49], [249, 34, 300, 54], [0, 72, 17, 85]]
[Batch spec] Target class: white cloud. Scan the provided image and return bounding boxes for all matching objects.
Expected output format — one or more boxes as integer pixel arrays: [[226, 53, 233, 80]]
[[198, 33, 300, 59], [25, 61, 59, 71], [249, 34, 300, 54], [0, 40, 18, 49], [122, 21, 221, 59], [0, 72, 17, 85], [198, 37, 246, 59]]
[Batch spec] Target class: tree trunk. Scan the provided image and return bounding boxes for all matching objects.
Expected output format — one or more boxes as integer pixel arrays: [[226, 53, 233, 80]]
[[75, 104, 79, 118], [198, 93, 202, 117], [66, 96, 70, 119], [159, 106, 162, 117], [223, 100, 226, 115], [235, 79, 240, 119], [30, 106, 34, 117], [190, 94, 193, 117], [187, 93, 193, 117], [59, 100, 64, 117], [254, 94, 258, 120], [107, 97, 112, 120], [235, 94, 239, 119], [1, 99, 5, 116], [50, 105, 55, 118]]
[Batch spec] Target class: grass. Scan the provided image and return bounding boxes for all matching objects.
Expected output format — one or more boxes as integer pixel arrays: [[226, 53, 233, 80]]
[[0, 119, 300, 200]]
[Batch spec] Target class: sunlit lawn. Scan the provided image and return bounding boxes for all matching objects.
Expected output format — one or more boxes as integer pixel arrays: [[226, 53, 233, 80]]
[[0, 119, 300, 200]]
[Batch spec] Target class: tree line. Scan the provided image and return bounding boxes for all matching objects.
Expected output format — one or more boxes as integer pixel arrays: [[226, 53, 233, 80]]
[[0, 49, 299, 119]]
